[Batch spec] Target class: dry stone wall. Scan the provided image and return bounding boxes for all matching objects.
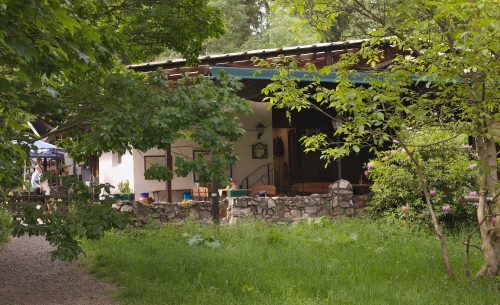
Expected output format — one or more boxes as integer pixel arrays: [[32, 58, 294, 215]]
[[112, 180, 367, 226], [226, 194, 366, 224], [112, 201, 221, 226]]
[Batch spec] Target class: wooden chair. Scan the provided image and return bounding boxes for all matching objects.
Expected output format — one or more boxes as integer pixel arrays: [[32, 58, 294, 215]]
[[252, 184, 277, 197], [191, 187, 209, 201]]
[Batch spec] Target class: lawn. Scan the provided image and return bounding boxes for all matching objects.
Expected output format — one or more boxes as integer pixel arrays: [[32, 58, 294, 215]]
[[82, 219, 499, 305]]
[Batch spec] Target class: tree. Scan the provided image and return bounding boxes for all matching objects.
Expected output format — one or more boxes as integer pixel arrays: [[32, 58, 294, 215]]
[[260, 0, 499, 277], [272, 0, 375, 41], [197, 0, 319, 56], [0, 0, 224, 192], [240, 8, 319, 49], [59, 71, 251, 222], [0, 0, 246, 260], [199, 0, 268, 54]]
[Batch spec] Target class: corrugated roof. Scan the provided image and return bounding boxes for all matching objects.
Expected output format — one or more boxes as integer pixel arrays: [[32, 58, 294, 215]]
[[128, 39, 369, 72]]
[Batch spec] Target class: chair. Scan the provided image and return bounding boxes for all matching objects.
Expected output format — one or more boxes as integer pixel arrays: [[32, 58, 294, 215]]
[[191, 187, 209, 201], [252, 184, 277, 197]]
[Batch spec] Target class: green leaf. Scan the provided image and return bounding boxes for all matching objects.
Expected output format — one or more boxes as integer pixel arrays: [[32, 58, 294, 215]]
[[53, 9, 81, 35]]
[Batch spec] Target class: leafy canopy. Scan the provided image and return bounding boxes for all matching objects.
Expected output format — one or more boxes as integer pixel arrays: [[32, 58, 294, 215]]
[[260, 0, 499, 276], [0, 0, 224, 191], [0, 0, 249, 260]]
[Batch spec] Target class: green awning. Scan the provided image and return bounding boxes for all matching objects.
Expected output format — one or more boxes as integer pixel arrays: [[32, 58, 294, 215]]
[[211, 66, 372, 84], [211, 66, 430, 85]]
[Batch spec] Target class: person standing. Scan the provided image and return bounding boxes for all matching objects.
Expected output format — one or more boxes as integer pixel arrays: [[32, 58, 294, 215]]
[[31, 165, 43, 194]]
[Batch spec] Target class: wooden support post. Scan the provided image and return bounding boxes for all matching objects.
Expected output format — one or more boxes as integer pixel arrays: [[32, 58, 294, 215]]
[[165, 147, 173, 203], [211, 180, 220, 225], [325, 51, 333, 66]]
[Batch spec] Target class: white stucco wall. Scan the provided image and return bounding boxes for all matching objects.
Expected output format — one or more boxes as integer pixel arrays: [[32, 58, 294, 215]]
[[131, 102, 273, 199], [132, 148, 167, 201], [100, 101, 274, 201], [170, 138, 196, 190], [133, 139, 197, 201], [232, 101, 274, 188], [99, 151, 134, 194]]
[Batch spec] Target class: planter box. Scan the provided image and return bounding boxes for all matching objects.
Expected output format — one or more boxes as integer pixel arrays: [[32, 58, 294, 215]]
[[227, 190, 248, 198], [113, 193, 135, 201]]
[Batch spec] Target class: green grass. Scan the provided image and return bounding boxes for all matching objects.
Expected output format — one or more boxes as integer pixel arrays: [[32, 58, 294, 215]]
[[82, 219, 499, 305]]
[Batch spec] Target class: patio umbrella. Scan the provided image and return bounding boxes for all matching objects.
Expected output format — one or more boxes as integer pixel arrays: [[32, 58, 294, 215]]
[[33, 140, 59, 149], [29, 140, 65, 159]]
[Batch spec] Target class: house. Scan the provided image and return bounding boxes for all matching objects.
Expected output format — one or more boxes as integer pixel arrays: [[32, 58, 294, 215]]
[[99, 101, 272, 202], [100, 39, 401, 201]]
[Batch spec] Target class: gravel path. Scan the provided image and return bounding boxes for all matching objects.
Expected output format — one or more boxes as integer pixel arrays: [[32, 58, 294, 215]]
[[0, 236, 118, 305]]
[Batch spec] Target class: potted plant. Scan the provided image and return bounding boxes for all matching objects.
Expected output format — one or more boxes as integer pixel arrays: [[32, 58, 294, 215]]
[[116, 180, 134, 201]]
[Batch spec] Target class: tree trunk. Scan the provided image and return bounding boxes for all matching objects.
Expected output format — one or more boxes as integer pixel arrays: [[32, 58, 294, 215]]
[[211, 180, 220, 225], [476, 137, 499, 276], [418, 174, 455, 278], [404, 144, 455, 278]]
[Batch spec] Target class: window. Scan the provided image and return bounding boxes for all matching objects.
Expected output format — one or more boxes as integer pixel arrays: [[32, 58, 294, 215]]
[[144, 156, 165, 180], [112, 153, 123, 166], [193, 150, 210, 183]]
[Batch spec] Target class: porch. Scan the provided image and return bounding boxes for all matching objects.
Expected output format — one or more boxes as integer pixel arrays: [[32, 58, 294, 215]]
[[120, 40, 391, 201]]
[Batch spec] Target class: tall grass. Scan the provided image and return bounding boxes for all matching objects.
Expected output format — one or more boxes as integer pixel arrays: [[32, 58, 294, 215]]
[[82, 219, 498, 305]]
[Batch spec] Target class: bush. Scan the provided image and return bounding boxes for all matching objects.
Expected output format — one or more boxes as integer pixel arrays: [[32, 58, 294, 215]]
[[117, 179, 132, 194], [0, 208, 12, 246], [366, 130, 478, 228]]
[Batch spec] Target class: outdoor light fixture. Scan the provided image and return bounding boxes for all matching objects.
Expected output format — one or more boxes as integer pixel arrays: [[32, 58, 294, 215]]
[[256, 123, 266, 139]]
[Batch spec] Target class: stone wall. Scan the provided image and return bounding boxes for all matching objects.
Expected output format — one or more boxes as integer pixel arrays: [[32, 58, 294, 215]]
[[113, 196, 366, 226], [226, 179, 365, 223], [112, 201, 225, 226], [112, 180, 367, 226], [226, 194, 366, 224]]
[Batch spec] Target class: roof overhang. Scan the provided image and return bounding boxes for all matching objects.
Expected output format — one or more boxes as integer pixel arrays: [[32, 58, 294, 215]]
[[129, 39, 368, 72]]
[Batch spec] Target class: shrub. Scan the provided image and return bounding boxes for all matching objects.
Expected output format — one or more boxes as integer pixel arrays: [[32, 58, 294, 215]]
[[0, 208, 11, 246], [366, 130, 478, 228], [117, 179, 132, 193]]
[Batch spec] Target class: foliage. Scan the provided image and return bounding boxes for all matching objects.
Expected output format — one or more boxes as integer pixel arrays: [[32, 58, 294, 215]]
[[192, 0, 320, 57], [144, 163, 172, 182], [203, 0, 268, 54], [117, 180, 132, 194], [0, 0, 251, 260], [82, 220, 499, 305], [111, 0, 224, 64], [9, 182, 128, 261], [367, 130, 478, 228], [0, 0, 224, 193], [240, 9, 319, 50], [260, 0, 499, 181], [271, 0, 375, 41], [259, 0, 499, 276], [0, 208, 11, 247], [59, 71, 251, 186]]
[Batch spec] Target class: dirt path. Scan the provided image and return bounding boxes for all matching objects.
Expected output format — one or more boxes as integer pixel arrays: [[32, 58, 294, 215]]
[[0, 236, 118, 305]]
